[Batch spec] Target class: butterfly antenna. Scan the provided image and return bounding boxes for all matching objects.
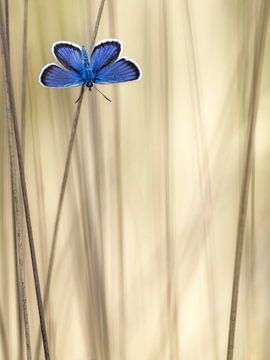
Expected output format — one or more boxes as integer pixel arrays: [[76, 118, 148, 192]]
[[93, 86, 112, 102]]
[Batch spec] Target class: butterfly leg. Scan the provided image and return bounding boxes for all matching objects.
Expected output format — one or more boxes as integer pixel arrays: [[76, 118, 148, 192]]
[[75, 86, 85, 104]]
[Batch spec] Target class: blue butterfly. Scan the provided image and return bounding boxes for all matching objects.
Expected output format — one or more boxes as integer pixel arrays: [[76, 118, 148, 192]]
[[39, 39, 142, 91]]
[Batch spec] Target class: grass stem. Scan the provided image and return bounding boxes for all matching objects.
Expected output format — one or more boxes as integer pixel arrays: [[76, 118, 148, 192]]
[[34, 0, 106, 357], [21, 0, 28, 155], [6, 95, 32, 360], [0, 303, 9, 360], [226, 1, 269, 359], [0, 3, 50, 359]]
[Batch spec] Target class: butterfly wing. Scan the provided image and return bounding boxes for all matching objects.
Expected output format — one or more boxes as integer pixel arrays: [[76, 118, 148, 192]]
[[53, 41, 83, 73], [39, 64, 84, 88], [93, 57, 141, 84], [40, 39, 141, 88], [90, 39, 122, 74]]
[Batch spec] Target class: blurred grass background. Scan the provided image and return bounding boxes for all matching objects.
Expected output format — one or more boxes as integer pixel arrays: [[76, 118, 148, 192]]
[[1, 0, 270, 359]]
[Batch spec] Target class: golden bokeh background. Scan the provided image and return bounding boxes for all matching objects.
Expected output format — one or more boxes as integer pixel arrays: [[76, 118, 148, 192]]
[[1, 0, 270, 359]]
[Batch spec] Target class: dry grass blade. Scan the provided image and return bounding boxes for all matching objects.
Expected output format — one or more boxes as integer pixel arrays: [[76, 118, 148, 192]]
[[226, 1, 270, 359], [4, 5, 31, 352], [4, 0, 9, 52], [3, 0, 27, 355], [183, 1, 218, 357], [35, 0, 106, 357], [19, 0, 31, 357], [160, 0, 179, 357], [34, 85, 85, 359], [0, 2, 50, 359], [6, 96, 32, 359], [0, 303, 9, 359], [21, 0, 28, 154], [90, 0, 106, 50], [107, 0, 126, 357]]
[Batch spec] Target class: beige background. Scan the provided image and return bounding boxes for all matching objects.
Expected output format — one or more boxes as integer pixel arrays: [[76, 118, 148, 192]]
[[1, 0, 270, 359]]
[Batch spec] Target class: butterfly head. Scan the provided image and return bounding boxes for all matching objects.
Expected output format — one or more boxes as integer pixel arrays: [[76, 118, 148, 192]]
[[86, 82, 93, 90]]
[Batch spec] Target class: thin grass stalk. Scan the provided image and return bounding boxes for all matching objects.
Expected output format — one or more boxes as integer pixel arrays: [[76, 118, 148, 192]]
[[3, 2, 25, 356], [89, 0, 106, 50], [0, 3, 51, 359], [12, 206, 25, 359], [160, 0, 179, 357], [6, 94, 32, 360], [88, 96, 110, 360], [183, 1, 219, 357], [4, 19, 29, 357], [42, 0, 105, 311], [73, 143, 97, 355], [107, 1, 126, 358], [4, 0, 9, 53], [0, 0, 11, 352], [79, 35, 110, 357], [34, 1, 106, 358], [33, 85, 84, 360], [21, 0, 28, 154], [16, 0, 30, 354], [72, 136, 110, 358], [0, 303, 9, 359], [3, 0, 31, 356], [245, 151, 256, 357], [226, 1, 269, 359]]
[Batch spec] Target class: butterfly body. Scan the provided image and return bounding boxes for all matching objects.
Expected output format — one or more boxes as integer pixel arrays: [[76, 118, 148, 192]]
[[39, 39, 142, 90], [80, 46, 93, 89]]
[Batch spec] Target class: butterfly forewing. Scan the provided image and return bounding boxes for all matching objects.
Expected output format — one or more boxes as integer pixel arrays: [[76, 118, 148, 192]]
[[90, 40, 122, 74], [53, 42, 83, 73], [39, 64, 84, 88], [94, 57, 141, 84]]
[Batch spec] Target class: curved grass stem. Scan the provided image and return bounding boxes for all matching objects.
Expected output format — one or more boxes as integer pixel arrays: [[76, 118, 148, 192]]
[[0, 2, 50, 359], [226, 1, 269, 359], [34, 0, 106, 358]]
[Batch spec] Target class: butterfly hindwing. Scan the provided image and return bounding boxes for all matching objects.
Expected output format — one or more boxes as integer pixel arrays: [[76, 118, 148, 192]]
[[90, 39, 122, 74], [53, 41, 83, 73], [93, 57, 141, 84], [39, 64, 84, 88]]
